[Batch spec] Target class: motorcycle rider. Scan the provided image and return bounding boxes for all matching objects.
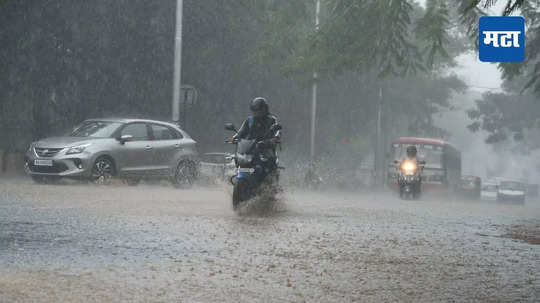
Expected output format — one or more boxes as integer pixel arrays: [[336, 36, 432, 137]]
[[406, 145, 418, 161], [232, 97, 281, 177], [402, 145, 423, 192]]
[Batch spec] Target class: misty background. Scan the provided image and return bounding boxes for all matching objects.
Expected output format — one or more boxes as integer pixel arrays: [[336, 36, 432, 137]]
[[1, 0, 539, 184]]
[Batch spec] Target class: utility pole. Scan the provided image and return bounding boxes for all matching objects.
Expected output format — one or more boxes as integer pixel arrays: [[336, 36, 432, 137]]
[[180, 85, 199, 132], [310, 0, 320, 160], [375, 86, 383, 188], [172, 0, 183, 123]]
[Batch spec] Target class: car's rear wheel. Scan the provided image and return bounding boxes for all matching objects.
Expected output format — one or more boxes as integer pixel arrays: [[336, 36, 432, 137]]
[[172, 160, 197, 189], [91, 156, 115, 185]]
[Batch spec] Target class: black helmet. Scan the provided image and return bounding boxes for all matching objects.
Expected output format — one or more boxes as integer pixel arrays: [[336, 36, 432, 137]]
[[250, 97, 269, 118], [406, 145, 417, 158]]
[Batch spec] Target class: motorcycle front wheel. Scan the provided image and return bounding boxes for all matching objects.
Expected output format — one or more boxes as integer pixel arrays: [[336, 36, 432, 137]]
[[232, 178, 250, 210], [400, 186, 412, 200]]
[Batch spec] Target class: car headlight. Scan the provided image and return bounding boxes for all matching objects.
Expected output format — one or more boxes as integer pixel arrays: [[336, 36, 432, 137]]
[[66, 143, 91, 155]]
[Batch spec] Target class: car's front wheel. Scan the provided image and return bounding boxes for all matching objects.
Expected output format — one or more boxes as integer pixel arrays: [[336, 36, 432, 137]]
[[91, 156, 115, 184], [172, 160, 197, 189]]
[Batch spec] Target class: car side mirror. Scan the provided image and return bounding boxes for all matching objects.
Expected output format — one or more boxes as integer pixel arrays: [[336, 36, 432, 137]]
[[224, 123, 237, 132], [419, 160, 426, 165], [393, 160, 399, 164], [118, 134, 133, 144]]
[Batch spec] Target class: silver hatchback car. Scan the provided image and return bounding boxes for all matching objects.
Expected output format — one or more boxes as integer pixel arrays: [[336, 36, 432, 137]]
[[25, 118, 198, 187]]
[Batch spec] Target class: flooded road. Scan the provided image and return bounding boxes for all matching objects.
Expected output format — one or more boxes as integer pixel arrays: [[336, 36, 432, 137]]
[[0, 178, 539, 302]]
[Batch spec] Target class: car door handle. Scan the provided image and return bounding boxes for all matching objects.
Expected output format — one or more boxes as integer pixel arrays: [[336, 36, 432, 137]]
[[173, 144, 181, 148], [145, 145, 153, 150]]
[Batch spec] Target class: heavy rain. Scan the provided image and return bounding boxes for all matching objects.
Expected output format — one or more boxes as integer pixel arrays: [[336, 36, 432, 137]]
[[1, 0, 539, 302]]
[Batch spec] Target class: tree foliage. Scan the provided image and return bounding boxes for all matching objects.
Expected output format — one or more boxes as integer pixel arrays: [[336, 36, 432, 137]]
[[459, 0, 540, 95], [463, 0, 540, 145], [309, 0, 416, 77], [467, 71, 540, 144], [416, 0, 452, 69]]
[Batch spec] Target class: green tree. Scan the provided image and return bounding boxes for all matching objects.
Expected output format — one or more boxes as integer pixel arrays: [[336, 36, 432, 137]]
[[467, 71, 540, 144], [462, 1, 540, 145], [459, 0, 540, 95], [301, 0, 457, 79]]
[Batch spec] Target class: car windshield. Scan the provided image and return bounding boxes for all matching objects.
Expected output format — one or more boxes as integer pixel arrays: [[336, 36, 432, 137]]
[[70, 121, 122, 138], [499, 181, 525, 191]]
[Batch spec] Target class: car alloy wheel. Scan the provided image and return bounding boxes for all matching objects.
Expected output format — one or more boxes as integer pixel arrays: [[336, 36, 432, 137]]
[[92, 157, 114, 185], [173, 160, 196, 188]]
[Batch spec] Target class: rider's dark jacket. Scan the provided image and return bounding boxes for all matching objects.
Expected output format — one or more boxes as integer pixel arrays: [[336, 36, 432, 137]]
[[234, 114, 280, 158], [235, 114, 279, 141]]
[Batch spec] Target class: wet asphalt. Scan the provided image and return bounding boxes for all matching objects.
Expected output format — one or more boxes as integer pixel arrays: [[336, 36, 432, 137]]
[[0, 177, 539, 302]]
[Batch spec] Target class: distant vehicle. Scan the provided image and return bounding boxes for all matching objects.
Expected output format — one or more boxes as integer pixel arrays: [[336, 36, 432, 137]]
[[25, 118, 199, 187], [526, 184, 538, 199], [459, 175, 482, 199], [388, 137, 461, 194], [481, 180, 498, 201], [394, 158, 425, 200], [199, 152, 235, 183], [497, 180, 526, 203]]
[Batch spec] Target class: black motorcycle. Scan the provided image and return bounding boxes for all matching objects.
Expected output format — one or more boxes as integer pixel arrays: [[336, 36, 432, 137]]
[[225, 122, 282, 210], [394, 159, 425, 200]]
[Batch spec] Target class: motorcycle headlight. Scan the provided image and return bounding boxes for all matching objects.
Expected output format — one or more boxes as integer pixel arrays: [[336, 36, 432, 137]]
[[401, 160, 417, 174], [66, 143, 91, 155]]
